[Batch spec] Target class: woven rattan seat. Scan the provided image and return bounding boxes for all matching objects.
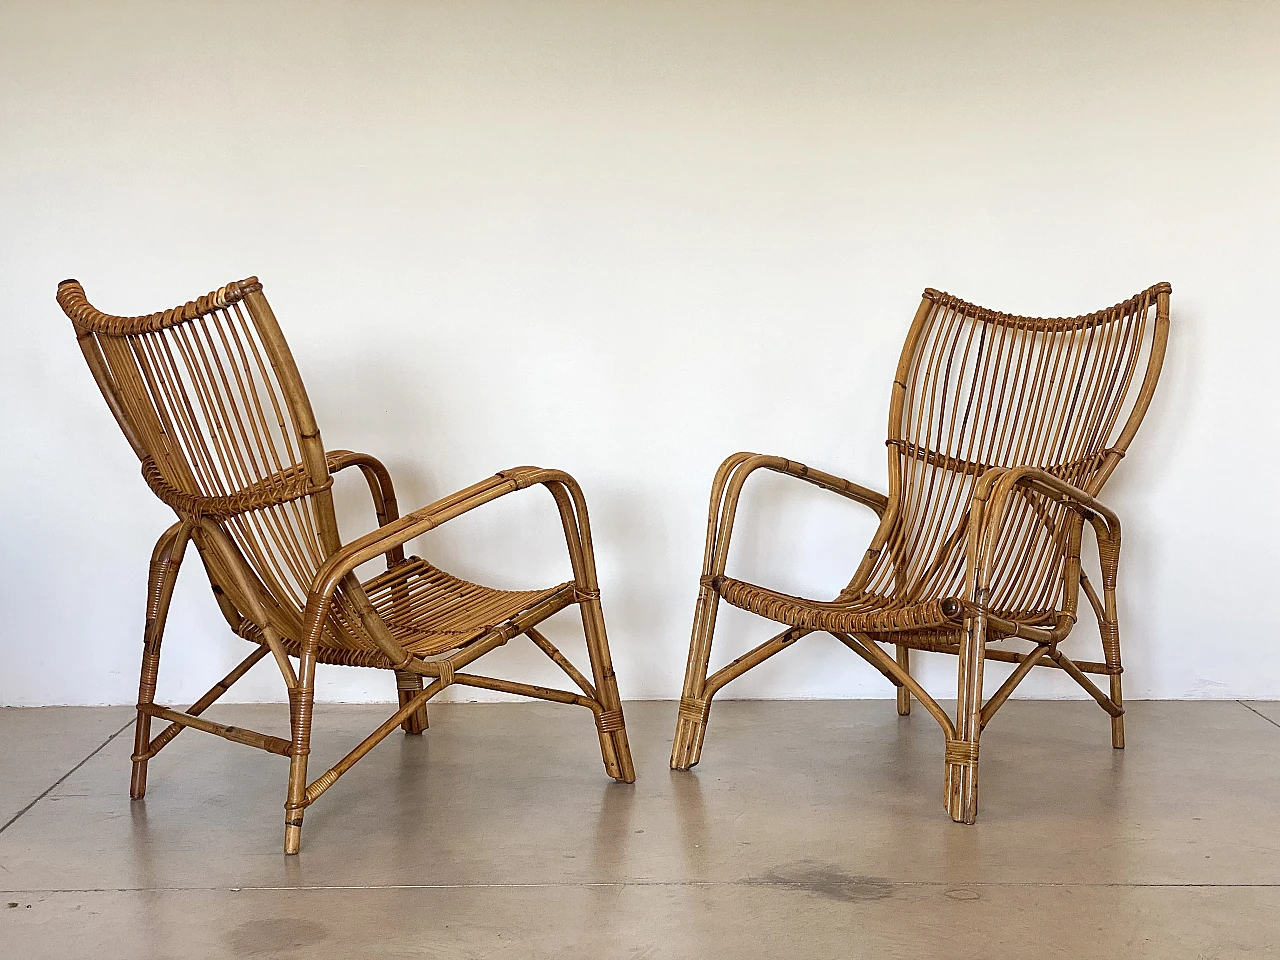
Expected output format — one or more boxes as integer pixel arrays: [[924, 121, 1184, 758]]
[[715, 577, 962, 635], [362, 560, 575, 659], [672, 283, 1171, 824], [233, 558, 576, 667], [59, 276, 634, 854]]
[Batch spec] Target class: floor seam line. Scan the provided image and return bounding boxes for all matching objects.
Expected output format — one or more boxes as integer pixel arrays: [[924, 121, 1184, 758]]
[[7, 881, 1280, 894], [0, 717, 134, 837], [1237, 700, 1280, 730]]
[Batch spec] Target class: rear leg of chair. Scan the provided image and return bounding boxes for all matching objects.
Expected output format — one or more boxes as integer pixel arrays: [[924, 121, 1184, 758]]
[[1084, 545, 1126, 750], [945, 614, 986, 824], [671, 584, 720, 770], [895, 644, 912, 716], [1100, 601, 1121, 752], [131, 524, 189, 800], [395, 670, 428, 735], [1100, 544, 1125, 750]]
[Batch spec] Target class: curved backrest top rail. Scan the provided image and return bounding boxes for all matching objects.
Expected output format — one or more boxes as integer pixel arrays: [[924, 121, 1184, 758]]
[[921, 282, 1171, 330], [57, 277, 263, 336]]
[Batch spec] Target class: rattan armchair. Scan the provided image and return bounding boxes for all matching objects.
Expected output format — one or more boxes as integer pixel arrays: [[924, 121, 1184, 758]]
[[58, 276, 634, 853], [671, 283, 1170, 823]]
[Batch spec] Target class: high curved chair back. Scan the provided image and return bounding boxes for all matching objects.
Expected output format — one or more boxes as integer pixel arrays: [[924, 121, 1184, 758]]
[[57, 278, 385, 658], [849, 284, 1170, 618]]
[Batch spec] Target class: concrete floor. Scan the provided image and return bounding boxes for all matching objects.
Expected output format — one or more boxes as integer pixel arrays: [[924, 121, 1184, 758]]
[[2, 699, 1279, 958]]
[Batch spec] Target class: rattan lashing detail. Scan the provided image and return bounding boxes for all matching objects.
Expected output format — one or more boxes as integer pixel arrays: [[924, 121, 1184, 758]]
[[671, 283, 1171, 826], [58, 277, 262, 335], [944, 739, 980, 766], [61, 275, 635, 854], [141, 457, 333, 520], [596, 709, 626, 733], [677, 697, 709, 723], [922, 283, 1171, 330]]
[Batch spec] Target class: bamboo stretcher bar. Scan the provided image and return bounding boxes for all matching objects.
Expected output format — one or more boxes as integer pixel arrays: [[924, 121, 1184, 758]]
[[451, 673, 599, 710], [143, 644, 272, 758], [140, 703, 293, 757], [704, 627, 807, 697], [303, 682, 439, 805]]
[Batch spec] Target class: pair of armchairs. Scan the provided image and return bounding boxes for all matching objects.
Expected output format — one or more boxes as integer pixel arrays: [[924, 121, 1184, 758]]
[[57, 277, 1170, 851]]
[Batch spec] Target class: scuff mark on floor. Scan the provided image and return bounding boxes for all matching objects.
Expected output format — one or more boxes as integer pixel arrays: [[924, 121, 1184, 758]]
[[749, 862, 894, 903]]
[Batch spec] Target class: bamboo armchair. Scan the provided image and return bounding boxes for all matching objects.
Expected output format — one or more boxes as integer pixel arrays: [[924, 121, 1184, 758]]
[[671, 283, 1170, 823], [58, 276, 634, 854]]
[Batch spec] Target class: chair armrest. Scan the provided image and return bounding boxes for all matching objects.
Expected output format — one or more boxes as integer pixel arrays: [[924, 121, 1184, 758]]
[[296, 465, 595, 662], [304, 465, 562, 609], [724, 452, 888, 516], [966, 465, 1121, 606], [326, 449, 399, 518], [771, 457, 889, 515], [974, 466, 1119, 538], [701, 452, 889, 579], [326, 449, 403, 565]]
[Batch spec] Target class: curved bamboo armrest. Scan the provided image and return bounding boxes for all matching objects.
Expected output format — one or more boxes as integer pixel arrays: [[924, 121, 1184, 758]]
[[298, 466, 589, 657], [701, 452, 888, 581], [973, 466, 1120, 540], [777, 458, 889, 514], [722, 453, 887, 516], [966, 465, 1122, 626], [325, 449, 403, 566]]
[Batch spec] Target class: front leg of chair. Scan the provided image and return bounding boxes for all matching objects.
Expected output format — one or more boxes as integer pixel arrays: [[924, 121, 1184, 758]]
[[542, 475, 635, 784], [577, 587, 634, 783], [671, 454, 760, 771], [671, 579, 721, 770], [945, 612, 987, 824], [284, 650, 317, 855], [131, 522, 190, 800], [1109, 665, 1125, 749]]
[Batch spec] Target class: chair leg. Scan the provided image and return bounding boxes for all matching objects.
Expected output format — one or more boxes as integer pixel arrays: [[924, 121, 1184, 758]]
[[945, 614, 986, 824], [578, 592, 636, 783], [1110, 674, 1125, 749], [1103, 590, 1125, 749], [671, 583, 721, 770], [284, 653, 316, 855], [1094, 538, 1126, 749], [539, 476, 634, 783], [895, 644, 912, 716], [395, 670, 428, 734], [130, 524, 189, 801]]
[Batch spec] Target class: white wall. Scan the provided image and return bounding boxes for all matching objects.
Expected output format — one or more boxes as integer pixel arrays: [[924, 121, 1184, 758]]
[[2, 0, 1277, 706]]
